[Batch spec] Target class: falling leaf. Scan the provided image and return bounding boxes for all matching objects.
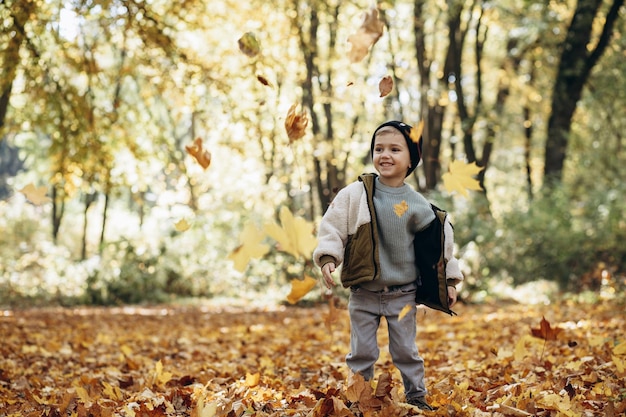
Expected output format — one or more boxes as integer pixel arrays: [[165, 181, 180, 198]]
[[398, 304, 413, 321], [409, 120, 424, 144], [442, 160, 483, 197], [256, 74, 272, 87], [531, 316, 562, 341], [378, 76, 393, 97], [238, 32, 260, 57], [185, 137, 212, 169], [347, 7, 385, 63], [284, 104, 308, 143], [286, 275, 317, 304], [174, 219, 191, 232], [19, 183, 51, 205], [227, 221, 270, 272], [393, 200, 408, 218], [263, 206, 317, 259]]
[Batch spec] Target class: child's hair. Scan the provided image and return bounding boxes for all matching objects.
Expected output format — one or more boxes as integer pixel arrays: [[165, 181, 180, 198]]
[[370, 121, 422, 176]]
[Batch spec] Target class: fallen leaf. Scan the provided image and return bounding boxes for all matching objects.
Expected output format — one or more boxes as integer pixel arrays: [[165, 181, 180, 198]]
[[285, 104, 308, 143], [378, 76, 393, 97], [185, 137, 211, 169], [531, 316, 562, 341], [245, 372, 260, 387], [613, 340, 626, 355], [238, 32, 260, 57], [228, 221, 270, 272], [19, 183, 51, 205], [347, 7, 385, 63], [153, 360, 172, 388], [393, 200, 408, 218], [345, 372, 370, 403], [442, 160, 483, 197], [286, 275, 317, 304]]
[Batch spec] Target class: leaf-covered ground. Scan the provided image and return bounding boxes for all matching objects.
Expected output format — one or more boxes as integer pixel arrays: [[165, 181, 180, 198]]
[[1, 299, 625, 417]]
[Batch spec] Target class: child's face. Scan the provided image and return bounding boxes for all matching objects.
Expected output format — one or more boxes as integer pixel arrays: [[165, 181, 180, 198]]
[[372, 128, 411, 185]]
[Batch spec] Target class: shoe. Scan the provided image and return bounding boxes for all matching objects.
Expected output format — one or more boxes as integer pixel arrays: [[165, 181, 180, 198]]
[[406, 396, 435, 411]]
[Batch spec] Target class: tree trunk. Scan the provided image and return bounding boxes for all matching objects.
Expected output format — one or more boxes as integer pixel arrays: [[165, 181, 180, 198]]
[[543, 0, 624, 186], [51, 185, 65, 243], [100, 190, 110, 254], [81, 192, 98, 260]]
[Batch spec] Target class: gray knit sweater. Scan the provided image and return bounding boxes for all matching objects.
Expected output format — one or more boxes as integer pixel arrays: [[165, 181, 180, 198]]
[[359, 178, 435, 291]]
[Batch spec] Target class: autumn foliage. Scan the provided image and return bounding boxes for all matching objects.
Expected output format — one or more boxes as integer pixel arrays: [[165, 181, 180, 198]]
[[1, 300, 625, 416]]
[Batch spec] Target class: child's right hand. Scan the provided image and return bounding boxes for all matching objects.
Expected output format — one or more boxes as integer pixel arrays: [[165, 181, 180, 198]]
[[321, 263, 337, 288]]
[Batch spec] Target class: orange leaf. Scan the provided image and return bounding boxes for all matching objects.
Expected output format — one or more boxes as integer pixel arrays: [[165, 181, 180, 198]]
[[378, 76, 393, 97], [345, 372, 370, 403], [185, 137, 211, 169], [531, 316, 562, 341], [286, 275, 317, 304], [284, 104, 308, 143]]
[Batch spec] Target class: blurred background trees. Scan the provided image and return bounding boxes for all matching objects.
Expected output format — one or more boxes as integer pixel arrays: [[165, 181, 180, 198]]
[[1, 0, 624, 306]]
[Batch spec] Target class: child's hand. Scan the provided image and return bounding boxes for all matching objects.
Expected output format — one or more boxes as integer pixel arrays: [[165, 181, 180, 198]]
[[447, 286, 457, 307], [321, 263, 337, 288]]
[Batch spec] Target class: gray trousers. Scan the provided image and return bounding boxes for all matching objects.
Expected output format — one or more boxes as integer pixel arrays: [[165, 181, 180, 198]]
[[346, 283, 426, 400]]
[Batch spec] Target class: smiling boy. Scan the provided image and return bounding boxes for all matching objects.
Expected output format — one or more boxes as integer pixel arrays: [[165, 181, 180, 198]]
[[313, 121, 463, 410]]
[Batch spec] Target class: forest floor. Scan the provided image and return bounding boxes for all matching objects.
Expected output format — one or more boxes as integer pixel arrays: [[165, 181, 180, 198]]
[[1, 298, 625, 417]]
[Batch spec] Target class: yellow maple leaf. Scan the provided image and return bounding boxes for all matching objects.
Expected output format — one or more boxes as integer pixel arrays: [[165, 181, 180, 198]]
[[398, 304, 414, 321], [393, 200, 408, 217], [244, 372, 260, 387], [228, 222, 270, 272], [286, 275, 317, 304], [409, 120, 424, 144], [442, 160, 483, 197], [102, 381, 122, 400], [153, 359, 172, 388], [19, 183, 51, 205], [263, 206, 317, 259]]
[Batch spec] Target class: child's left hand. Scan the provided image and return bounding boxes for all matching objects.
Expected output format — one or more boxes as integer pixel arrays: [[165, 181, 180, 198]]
[[447, 286, 458, 307]]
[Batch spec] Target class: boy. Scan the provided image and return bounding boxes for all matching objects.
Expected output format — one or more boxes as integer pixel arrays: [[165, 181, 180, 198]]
[[313, 121, 463, 410]]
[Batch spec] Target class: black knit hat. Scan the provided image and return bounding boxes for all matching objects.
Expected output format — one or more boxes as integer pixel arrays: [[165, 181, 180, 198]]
[[370, 120, 422, 177]]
